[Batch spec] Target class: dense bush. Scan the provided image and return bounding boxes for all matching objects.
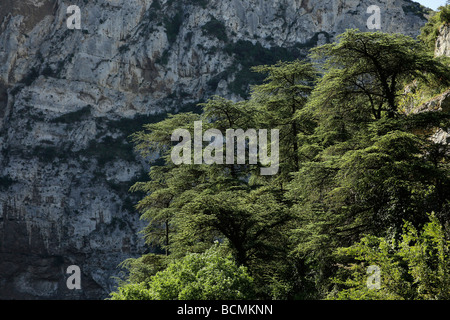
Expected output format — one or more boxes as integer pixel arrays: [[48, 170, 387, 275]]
[[111, 23, 450, 301], [202, 17, 228, 42], [110, 244, 254, 300], [83, 136, 135, 167], [50, 105, 92, 124], [164, 12, 182, 44], [441, 4, 450, 23], [223, 40, 302, 97], [418, 4, 450, 52], [0, 175, 15, 190], [328, 214, 450, 300]]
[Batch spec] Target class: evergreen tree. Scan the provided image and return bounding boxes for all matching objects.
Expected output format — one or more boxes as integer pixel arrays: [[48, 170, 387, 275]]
[[113, 28, 450, 300], [328, 214, 450, 300], [309, 30, 450, 120], [286, 30, 450, 297], [251, 60, 317, 181]]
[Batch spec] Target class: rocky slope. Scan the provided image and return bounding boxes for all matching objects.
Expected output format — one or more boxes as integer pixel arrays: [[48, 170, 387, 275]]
[[0, 0, 431, 299]]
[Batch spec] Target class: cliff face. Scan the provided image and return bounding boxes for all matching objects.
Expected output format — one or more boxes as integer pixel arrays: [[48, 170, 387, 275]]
[[436, 23, 450, 57], [0, 0, 429, 299], [426, 21, 450, 146]]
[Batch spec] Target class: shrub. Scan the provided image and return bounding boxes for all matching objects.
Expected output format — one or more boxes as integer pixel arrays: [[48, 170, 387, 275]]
[[441, 4, 450, 23], [50, 105, 92, 124], [418, 5, 450, 52], [202, 17, 228, 42], [109, 244, 254, 300], [328, 214, 450, 300], [20, 67, 40, 86], [0, 175, 15, 190], [83, 136, 135, 167], [164, 12, 182, 44], [223, 40, 302, 97]]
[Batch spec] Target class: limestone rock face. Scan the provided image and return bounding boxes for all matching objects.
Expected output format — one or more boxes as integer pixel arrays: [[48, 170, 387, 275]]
[[413, 90, 450, 146], [435, 24, 450, 57], [0, 0, 429, 299]]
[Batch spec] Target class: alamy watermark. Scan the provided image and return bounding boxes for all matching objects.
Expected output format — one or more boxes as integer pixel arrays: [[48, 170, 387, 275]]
[[67, 5, 81, 30], [367, 5, 381, 30], [366, 265, 381, 290], [171, 121, 279, 176], [66, 265, 81, 290], [65, 3, 382, 32]]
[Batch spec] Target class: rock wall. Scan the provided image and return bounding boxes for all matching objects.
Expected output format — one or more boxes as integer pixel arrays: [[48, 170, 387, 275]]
[[436, 23, 450, 57], [0, 0, 429, 299]]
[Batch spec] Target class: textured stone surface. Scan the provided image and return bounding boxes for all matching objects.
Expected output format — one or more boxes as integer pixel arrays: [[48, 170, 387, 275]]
[[436, 23, 450, 57], [411, 89, 450, 145], [422, 90, 450, 113], [0, 0, 429, 299]]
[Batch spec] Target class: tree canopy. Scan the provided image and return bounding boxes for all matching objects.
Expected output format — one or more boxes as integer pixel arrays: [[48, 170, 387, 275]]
[[309, 30, 450, 120], [110, 24, 450, 300]]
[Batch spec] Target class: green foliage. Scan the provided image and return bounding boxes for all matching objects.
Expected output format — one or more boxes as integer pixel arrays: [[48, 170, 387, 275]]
[[440, 3, 450, 23], [188, 0, 208, 8], [50, 105, 92, 124], [118, 44, 130, 54], [33, 145, 58, 162], [107, 113, 169, 137], [418, 4, 450, 52], [83, 136, 135, 167], [117, 253, 169, 285], [309, 29, 450, 120], [128, 61, 317, 298], [398, 78, 450, 114], [164, 11, 182, 44], [282, 30, 450, 298], [328, 214, 450, 300], [155, 49, 170, 65], [251, 60, 317, 181], [80, 110, 198, 168], [110, 244, 254, 300], [0, 175, 15, 190], [20, 66, 40, 86], [112, 28, 450, 300], [223, 40, 304, 98], [150, 0, 161, 10], [32, 145, 74, 163], [401, 1, 430, 18], [202, 17, 228, 42], [109, 282, 154, 300], [286, 113, 450, 295]]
